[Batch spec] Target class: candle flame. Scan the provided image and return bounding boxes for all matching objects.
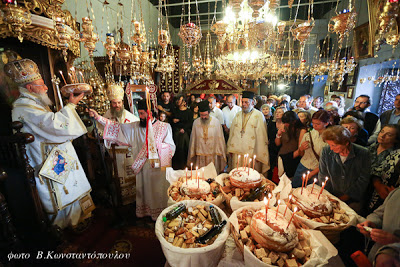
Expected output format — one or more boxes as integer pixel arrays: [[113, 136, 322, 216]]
[[314, 178, 317, 183], [325, 177, 329, 181], [277, 199, 281, 205], [263, 197, 267, 205], [293, 207, 298, 212], [302, 173, 306, 178], [196, 166, 198, 170], [268, 193, 272, 199], [289, 195, 292, 200], [191, 163, 193, 167]]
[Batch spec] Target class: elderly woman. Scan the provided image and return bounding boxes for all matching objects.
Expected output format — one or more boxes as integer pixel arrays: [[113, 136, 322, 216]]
[[363, 125, 400, 215], [318, 125, 370, 212], [340, 116, 368, 146], [261, 104, 272, 127], [292, 110, 330, 187]]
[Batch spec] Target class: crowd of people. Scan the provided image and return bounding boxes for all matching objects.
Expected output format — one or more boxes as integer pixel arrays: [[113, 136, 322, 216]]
[[153, 91, 400, 266]]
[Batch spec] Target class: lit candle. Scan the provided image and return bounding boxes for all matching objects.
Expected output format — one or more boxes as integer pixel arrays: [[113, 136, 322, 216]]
[[248, 159, 252, 175], [71, 67, 79, 83], [306, 170, 310, 185], [301, 173, 306, 195], [190, 163, 193, 178], [263, 197, 268, 222], [59, 71, 67, 84], [287, 207, 297, 229], [70, 67, 76, 83], [253, 155, 256, 169], [68, 73, 74, 83], [79, 71, 85, 83], [276, 199, 281, 219], [318, 182, 325, 199], [284, 195, 292, 217], [310, 178, 317, 194], [237, 155, 240, 169], [185, 167, 188, 185], [196, 166, 199, 188]]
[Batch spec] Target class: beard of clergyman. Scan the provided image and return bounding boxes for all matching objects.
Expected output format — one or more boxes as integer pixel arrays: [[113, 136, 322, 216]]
[[200, 116, 210, 125], [110, 106, 124, 119], [243, 106, 253, 114], [139, 118, 147, 128], [36, 92, 53, 106]]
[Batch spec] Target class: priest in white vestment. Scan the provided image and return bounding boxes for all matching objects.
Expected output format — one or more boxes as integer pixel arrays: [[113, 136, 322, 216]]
[[103, 84, 138, 205], [89, 100, 175, 220], [227, 91, 270, 174], [187, 101, 226, 173], [6, 58, 93, 229]]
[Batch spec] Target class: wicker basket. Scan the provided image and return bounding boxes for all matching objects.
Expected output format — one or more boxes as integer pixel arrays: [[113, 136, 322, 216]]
[[230, 209, 308, 258], [167, 177, 223, 206], [230, 223, 245, 257], [219, 175, 276, 207], [316, 224, 350, 244]]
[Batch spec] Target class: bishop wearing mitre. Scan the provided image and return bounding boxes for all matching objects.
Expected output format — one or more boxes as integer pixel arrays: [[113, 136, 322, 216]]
[[102, 83, 139, 205], [187, 100, 226, 173], [89, 100, 175, 221], [6, 58, 92, 229], [227, 91, 270, 174]]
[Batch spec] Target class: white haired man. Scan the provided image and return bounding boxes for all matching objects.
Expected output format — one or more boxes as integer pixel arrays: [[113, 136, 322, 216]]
[[227, 91, 270, 174], [6, 58, 92, 229]]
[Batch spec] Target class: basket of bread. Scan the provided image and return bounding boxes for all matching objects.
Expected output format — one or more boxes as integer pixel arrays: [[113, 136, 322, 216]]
[[286, 183, 359, 244], [216, 167, 276, 211], [229, 204, 338, 266], [166, 163, 224, 207], [155, 200, 230, 267]]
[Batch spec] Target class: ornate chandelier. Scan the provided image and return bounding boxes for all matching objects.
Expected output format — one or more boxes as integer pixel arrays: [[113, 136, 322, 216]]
[[212, 0, 279, 81], [1, 1, 31, 42], [328, 8, 357, 47]]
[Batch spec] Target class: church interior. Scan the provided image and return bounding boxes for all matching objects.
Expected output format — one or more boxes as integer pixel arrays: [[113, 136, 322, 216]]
[[1, 0, 400, 266]]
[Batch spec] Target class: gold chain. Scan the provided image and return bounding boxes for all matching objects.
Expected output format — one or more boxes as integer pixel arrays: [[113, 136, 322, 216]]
[[241, 110, 253, 135]]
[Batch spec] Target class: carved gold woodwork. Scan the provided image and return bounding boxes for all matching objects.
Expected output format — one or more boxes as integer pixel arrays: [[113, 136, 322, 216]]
[[0, 0, 80, 57]]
